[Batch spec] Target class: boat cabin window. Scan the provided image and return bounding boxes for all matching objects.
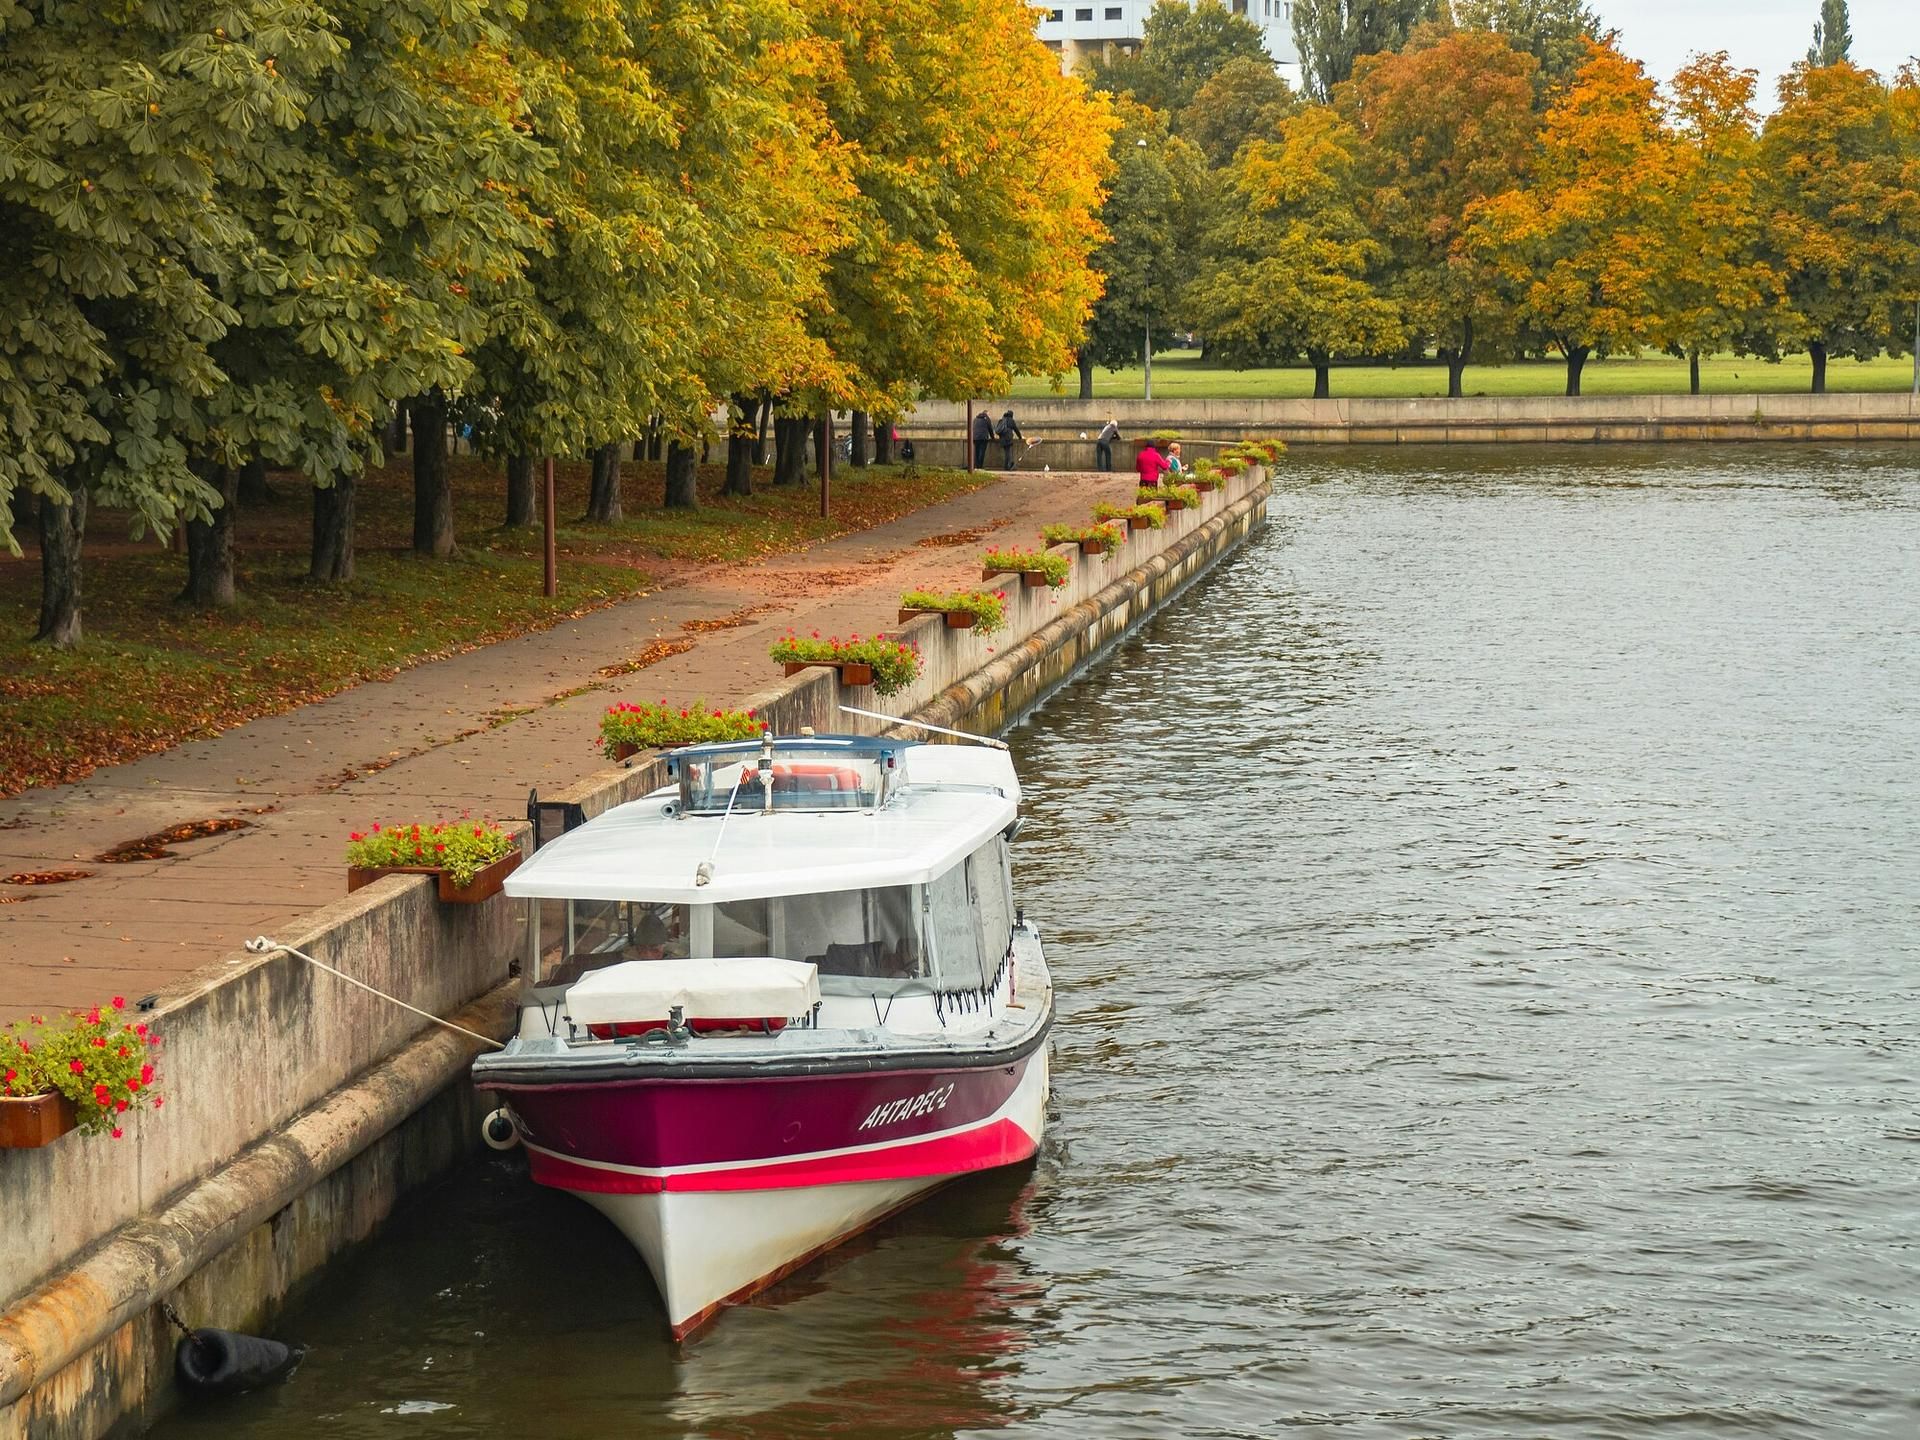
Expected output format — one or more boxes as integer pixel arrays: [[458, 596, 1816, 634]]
[[716, 888, 926, 984], [678, 751, 893, 813], [927, 838, 1015, 991], [540, 899, 691, 988]]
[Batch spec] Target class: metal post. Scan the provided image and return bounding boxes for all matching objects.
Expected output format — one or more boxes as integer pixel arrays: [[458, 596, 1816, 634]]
[[541, 457, 557, 598], [819, 413, 831, 519], [1913, 298, 1918, 394], [1143, 318, 1153, 401], [965, 400, 974, 473]]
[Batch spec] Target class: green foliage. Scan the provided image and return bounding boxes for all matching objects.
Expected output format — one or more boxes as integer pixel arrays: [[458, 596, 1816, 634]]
[[1, 998, 162, 1137], [1185, 105, 1404, 385], [1448, 0, 1608, 97], [1040, 521, 1126, 552], [346, 819, 517, 887], [1292, 0, 1438, 101], [900, 588, 1009, 633], [1806, 0, 1852, 67], [1093, 501, 1167, 528], [981, 546, 1071, 585], [1179, 56, 1299, 169], [769, 632, 923, 696], [600, 702, 764, 758], [1090, 0, 1274, 113]]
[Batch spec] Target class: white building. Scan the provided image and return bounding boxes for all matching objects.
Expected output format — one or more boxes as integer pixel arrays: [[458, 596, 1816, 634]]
[[1032, 0, 1299, 79]]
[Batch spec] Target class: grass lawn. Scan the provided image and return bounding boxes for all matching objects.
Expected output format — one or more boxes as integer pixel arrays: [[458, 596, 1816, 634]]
[[0, 454, 986, 795], [1012, 351, 1920, 400]]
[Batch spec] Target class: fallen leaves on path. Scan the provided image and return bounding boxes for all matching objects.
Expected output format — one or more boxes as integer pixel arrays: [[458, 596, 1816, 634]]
[[915, 529, 992, 548], [2, 869, 92, 885], [594, 639, 696, 677], [95, 817, 252, 863], [681, 604, 786, 634]]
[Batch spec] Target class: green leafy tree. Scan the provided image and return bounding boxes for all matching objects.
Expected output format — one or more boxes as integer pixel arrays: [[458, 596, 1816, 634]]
[[1078, 104, 1207, 397], [1806, 0, 1851, 66], [0, 0, 347, 644], [1179, 54, 1298, 168], [1343, 28, 1538, 394], [1759, 61, 1920, 391], [1292, 0, 1437, 101], [1090, 0, 1273, 114], [1447, 0, 1607, 97], [1185, 104, 1404, 396]]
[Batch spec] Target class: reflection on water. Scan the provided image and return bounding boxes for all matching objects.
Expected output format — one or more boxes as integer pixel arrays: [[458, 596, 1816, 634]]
[[150, 446, 1920, 1439]]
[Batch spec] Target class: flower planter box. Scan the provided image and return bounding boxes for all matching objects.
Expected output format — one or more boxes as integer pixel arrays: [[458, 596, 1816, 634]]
[[611, 740, 642, 762], [0, 1092, 79, 1149], [1079, 539, 1110, 555], [1019, 571, 1051, 588], [898, 607, 977, 629], [1192, 480, 1219, 493], [782, 660, 875, 686], [1125, 514, 1154, 530], [347, 849, 522, 904], [1163, 496, 1187, 511]]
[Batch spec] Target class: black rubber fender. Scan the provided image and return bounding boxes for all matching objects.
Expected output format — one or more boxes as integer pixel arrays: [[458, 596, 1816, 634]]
[[175, 1328, 306, 1396]]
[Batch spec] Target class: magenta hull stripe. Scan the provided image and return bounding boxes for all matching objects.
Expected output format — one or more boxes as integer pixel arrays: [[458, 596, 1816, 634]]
[[494, 1060, 1027, 1170], [526, 1116, 1038, 1195]]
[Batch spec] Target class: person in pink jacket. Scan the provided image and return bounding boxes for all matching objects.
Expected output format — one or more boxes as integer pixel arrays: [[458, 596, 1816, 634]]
[[1136, 439, 1169, 487]]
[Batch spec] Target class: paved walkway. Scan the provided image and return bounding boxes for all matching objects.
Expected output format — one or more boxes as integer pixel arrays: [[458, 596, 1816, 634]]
[[0, 470, 1141, 1018]]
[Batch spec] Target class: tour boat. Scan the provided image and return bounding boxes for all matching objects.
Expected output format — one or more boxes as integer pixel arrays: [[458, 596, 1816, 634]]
[[472, 732, 1052, 1338]]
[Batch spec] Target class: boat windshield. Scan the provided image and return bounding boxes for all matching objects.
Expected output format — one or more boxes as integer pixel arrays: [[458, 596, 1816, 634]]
[[713, 888, 926, 984], [675, 745, 896, 813]]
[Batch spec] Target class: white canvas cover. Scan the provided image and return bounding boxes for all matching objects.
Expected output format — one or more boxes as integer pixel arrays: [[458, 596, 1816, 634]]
[[566, 957, 820, 1026]]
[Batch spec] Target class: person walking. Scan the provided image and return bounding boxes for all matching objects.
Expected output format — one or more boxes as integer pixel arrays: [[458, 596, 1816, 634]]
[[971, 409, 994, 469], [1165, 441, 1185, 476], [1095, 416, 1121, 472], [995, 409, 1025, 469], [1136, 437, 1169, 487]]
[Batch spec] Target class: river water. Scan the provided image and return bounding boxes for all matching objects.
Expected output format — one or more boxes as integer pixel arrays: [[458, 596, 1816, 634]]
[[151, 446, 1920, 1439]]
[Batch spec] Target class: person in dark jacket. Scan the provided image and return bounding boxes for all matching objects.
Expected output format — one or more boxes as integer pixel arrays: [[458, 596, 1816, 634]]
[[1095, 417, 1120, 472], [971, 409, 993, 468], [995, 409, 1024, 469]]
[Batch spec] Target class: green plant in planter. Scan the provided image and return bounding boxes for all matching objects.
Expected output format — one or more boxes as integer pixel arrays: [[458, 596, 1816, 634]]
[[1217, 456, 1246, 477], [1, 998, 162, 1138], [900, 588, 1007, 634], [1093, 501, 1167, 528], [981, 546, 1071, 586], [1040, 521, 1126, 553], [1146, 428, 1182, 446], [1162, 483, 1202, 508], [600, 701, 763, 758], [347, 818, 517, 887], [770, 633, 923, 695]]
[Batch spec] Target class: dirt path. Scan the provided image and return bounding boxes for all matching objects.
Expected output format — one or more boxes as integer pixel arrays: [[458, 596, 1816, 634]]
[[0, 470, 1135, 1017]]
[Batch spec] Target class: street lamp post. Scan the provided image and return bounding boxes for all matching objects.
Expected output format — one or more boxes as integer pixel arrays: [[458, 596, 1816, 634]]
[[1137, 137, 1152, 403]]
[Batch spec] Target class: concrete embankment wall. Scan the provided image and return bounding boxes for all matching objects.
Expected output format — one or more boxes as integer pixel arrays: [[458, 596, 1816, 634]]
[[901, 392, 1920, 465], [0, 468, 1270, 1440]]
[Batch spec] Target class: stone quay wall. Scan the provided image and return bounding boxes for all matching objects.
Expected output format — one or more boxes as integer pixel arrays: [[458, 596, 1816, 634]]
[[899, 392, 1920, 468], [0, 467, 1271, 1440]]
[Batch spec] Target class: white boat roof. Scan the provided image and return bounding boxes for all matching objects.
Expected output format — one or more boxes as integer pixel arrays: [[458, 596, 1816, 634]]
[[508, 741, 1020, 905]]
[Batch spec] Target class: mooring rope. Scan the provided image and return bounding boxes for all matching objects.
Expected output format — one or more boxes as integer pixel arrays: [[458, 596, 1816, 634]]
[[244, 936, 506, 1050]]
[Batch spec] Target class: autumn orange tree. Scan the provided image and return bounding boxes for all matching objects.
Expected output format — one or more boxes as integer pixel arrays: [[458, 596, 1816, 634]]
[[1185, 104, 1403, 397], [1342, 27, 1538, 396], [1468, 39, 1676, 395], [1759, 61, 1920, 393], [1661, 52, 1781, 393]]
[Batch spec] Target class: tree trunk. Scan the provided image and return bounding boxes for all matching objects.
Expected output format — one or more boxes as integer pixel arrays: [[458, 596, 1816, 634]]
[[1689, 350, 1701, 396], [754, 395, 771, 466], [723, 395, 755, 497], [237, 454, 274, 506], [386, 402, 409, 457], [1310, 353, 1331, 400], [1444, 316, 1473, 398], [643, 428, 663, 463], [874, 416, 895, 466], [505, 453, 537, 528], [34, 487, 86, 647], [850, 410, 870, 467], [1078, 349, 1095, 401], [814, 417, 830, 479], [410, 388, 455, 556], [772, 416, 806, 486], [585, 442, 623, 523], [1809, 340, 1827, 394], [664, 441, 699, 509], [1564, 345, 1590, 397], [178, 461, 239, 608], [310, 469, 356, 583], [9, 484, 37, 542]]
